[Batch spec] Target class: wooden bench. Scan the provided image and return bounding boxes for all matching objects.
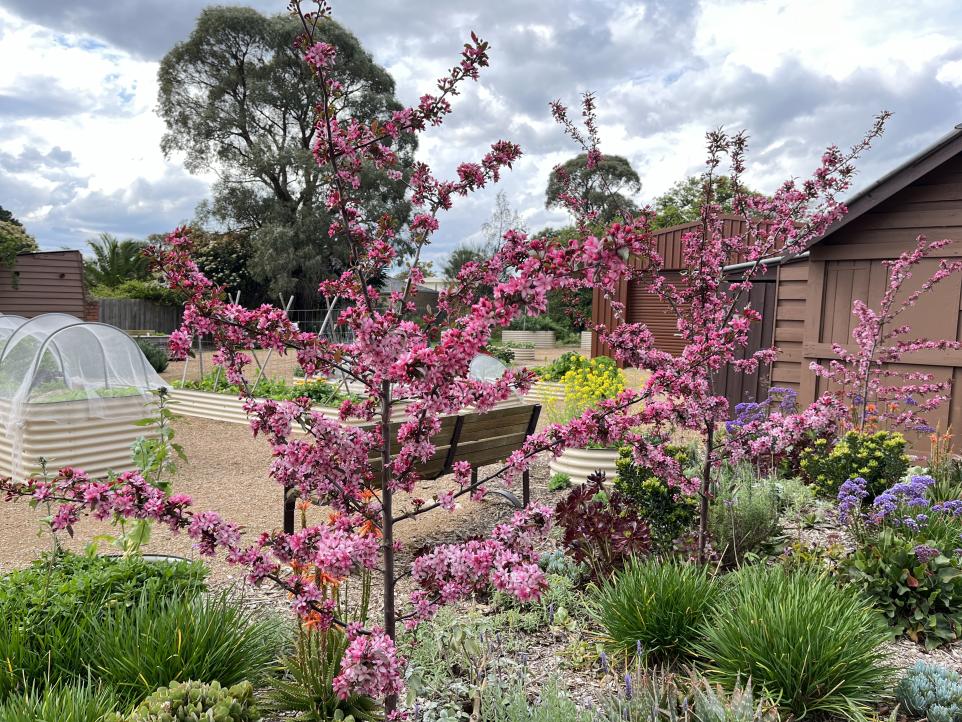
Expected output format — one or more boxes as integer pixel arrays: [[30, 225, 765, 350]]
[[282, 403, 542, 533]]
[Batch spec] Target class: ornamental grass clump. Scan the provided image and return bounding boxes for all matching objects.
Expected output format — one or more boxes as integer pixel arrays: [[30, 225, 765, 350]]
[[86, 590, 282, 706], [896, 662, 962, 722], [694, 565, 893, 721], [591, 558, 721, 665], [0, 682, 118, 722]]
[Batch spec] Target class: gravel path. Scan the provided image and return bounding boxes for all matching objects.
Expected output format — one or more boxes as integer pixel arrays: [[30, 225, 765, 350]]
[[0, 414, 555, 577]]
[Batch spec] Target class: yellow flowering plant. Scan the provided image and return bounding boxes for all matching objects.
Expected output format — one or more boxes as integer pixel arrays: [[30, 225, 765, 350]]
[[545, 356, 625, 429]]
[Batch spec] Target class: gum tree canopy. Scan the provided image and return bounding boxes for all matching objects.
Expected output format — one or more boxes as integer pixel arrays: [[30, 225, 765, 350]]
[[545, 152, 641, 222], [158, 6, 414, 303]]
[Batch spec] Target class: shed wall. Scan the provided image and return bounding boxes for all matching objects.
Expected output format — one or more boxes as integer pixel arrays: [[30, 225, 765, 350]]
[[0, 251, 86, 319], [788, 151, 962, 451]]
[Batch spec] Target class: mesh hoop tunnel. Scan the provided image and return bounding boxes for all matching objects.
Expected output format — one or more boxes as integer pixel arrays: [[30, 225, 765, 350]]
[[0, 315, 168, 479]]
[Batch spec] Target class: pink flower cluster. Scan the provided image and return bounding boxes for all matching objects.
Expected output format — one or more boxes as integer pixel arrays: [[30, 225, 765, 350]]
[[410, 504, 552, 623], [333, 629, 404, 702]]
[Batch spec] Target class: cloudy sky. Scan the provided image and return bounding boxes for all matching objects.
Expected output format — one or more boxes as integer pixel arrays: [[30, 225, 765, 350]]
[[1, 0, 961, 266]]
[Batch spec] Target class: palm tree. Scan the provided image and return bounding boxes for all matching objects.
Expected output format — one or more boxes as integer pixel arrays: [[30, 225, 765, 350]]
[[84, 233, 150, 287]]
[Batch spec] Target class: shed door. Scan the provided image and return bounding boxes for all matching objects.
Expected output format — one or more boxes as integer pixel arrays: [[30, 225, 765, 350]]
[[626, 272, 688, 356]]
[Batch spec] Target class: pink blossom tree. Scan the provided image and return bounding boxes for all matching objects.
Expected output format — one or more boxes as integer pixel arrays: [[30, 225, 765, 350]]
[[544, 104, 890, 561], [0, 0, 907, 710]]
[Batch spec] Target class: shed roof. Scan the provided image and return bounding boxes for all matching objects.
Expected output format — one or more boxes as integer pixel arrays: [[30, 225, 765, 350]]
[[807, 123, 962, 248]]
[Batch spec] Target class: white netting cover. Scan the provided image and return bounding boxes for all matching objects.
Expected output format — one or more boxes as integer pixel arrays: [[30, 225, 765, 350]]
[[0, 314, 167, 477]]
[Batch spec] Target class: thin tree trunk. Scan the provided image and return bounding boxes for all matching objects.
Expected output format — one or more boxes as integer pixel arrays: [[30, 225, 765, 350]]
[[380, 380, 397, 715], [697, 423, 714, 565]]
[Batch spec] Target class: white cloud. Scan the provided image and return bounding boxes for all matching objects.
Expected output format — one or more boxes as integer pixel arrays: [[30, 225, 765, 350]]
[[0, 0, 960, 258]]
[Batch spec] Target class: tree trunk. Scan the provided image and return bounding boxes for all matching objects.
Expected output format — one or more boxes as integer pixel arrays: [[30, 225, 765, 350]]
[[380, 380, 397, 715], [697, 423, 714, 565]]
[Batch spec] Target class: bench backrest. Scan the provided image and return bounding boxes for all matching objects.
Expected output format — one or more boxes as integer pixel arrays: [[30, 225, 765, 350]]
[[366, 403, 541, 479]]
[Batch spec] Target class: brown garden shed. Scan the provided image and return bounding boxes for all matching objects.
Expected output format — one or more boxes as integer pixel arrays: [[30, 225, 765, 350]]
[[780, 124, 962, 451], [590, 124, 962, 450], [0, 250, 88, 319]]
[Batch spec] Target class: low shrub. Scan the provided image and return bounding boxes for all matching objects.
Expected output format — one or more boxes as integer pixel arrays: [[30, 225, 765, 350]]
[[175, 372, 348, 406], [136, 339, 169, 373], [590, 558, 720, 665], [598, 670, 778, 722], [695, 565, 893, 721], [615, 445, 697, 553], [839, 475, 962, 648], [708, 475, 781, 567], [548, 472, 571, 491], [268, 625, 381, 722], [895, 662, 962, 722], [126, 680, 259, 722], [482, 678, 592, 722], [800, 429, 909, 498], [535, 352, 587, 382], [86, 590, 281, 705], [554, 472, 650, 581], [0, 682, 118, 722]]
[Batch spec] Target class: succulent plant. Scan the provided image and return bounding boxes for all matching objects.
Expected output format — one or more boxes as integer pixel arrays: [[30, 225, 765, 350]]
[[125, 680, 260, 722], [896, 662, 962, 722]]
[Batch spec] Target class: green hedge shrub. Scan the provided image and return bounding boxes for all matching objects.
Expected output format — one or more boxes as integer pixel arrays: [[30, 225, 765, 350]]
[[800, 430, 909, 498]]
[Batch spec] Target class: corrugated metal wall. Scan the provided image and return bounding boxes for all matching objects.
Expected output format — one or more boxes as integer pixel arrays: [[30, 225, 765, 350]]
[[591, 215, 751, 360]]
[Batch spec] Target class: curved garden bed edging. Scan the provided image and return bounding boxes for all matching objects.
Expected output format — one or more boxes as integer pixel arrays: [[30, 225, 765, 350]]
[[168, 388, 340, 427], [523, 380, 566, 405], [548, 446, 619, 485]]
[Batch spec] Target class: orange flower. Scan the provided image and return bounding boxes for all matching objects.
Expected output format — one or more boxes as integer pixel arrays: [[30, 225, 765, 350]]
[[358, 518, 381, 538], [296, 499, 312, 512], [319, 571, 342, 589]]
